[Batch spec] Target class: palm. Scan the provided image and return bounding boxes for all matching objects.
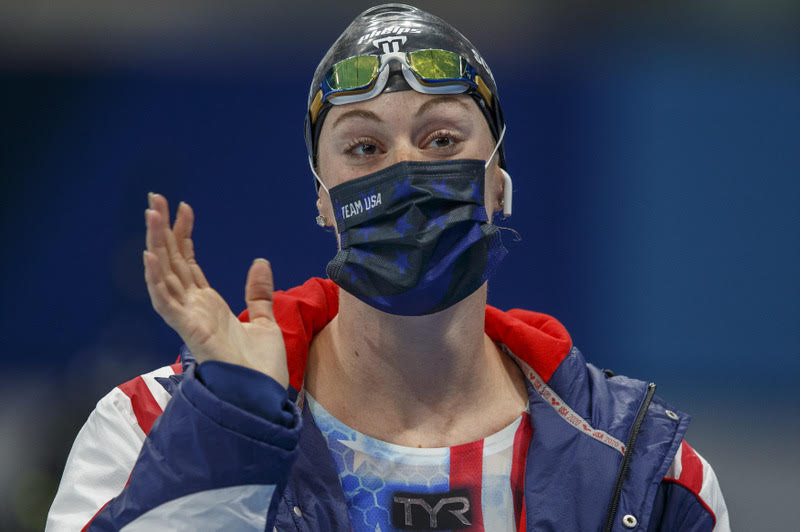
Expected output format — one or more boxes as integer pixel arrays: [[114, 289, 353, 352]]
[[143, 194, 288, 387]]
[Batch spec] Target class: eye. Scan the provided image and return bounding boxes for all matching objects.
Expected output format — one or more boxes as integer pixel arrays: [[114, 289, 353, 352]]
[[345, 138, 382, 157], [352, 143, 378, 156], [430, 136, 453, 148], [423, 130, 460, 151]]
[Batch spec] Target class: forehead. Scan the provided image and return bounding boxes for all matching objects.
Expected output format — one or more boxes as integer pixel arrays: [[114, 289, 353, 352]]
[[322, 91, 484, 132]]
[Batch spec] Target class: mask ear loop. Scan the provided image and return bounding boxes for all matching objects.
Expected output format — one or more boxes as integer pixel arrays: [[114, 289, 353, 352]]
[[309, 156, 333, 228], [484, 125, 512, 217], [484, 124, 506, 170], [309, 156, 329, 194], [500, 169, 513, 217]]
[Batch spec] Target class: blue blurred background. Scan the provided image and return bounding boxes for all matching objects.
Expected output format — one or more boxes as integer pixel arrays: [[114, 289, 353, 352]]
[[1, 1, 798, 529]]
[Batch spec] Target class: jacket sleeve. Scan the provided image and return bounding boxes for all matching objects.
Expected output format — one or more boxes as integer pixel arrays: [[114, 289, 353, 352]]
[[649, 441, 730, 532], [46, 361, 302, 532]]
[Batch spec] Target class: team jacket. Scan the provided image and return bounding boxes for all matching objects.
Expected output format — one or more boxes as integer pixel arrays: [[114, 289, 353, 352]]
[[47, 278, 730, 531]]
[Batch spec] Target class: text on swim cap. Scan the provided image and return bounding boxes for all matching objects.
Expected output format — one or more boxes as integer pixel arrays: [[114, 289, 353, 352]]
[[357, 26, 421, 46]]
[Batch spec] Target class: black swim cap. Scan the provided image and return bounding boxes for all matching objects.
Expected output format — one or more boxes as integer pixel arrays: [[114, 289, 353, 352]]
[[304, 3, 506, 172]]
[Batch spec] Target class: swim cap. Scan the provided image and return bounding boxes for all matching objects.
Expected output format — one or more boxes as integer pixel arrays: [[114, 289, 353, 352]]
[[304, 3, 506, 172]]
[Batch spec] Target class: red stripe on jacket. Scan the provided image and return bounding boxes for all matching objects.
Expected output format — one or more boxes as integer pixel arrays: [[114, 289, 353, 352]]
[[678, 440, 703, 494], [118, 376, 162, 435], [511, 412, 533, 531], [662, 441, 717, 526]]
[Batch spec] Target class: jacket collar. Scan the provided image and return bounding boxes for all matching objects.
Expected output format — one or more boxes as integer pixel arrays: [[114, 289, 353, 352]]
[[237, 277, 573, 392]]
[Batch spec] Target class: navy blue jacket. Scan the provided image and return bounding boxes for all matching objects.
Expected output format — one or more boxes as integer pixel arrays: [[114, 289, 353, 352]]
[[46, 278, 728, 531]]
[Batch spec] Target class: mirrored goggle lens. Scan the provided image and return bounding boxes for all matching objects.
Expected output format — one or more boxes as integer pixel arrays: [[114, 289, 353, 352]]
[[325, 55, 380, 91], [406, 49, 464, 81]]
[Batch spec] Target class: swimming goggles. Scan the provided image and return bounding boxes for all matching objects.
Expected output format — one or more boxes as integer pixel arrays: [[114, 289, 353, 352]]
[[308, 48, 494, 125]]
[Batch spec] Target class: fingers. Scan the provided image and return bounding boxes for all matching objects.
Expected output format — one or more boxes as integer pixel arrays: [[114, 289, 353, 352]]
[[172, 201, 194, 258], [143, 249, 179, 322], [147, 193, 194, 289], [145, 207, 186, 302], [245, 258, 276, 326], [172, 201, 209, 288]]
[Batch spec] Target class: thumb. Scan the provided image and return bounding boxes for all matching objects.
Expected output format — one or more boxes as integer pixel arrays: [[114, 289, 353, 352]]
[[245, 258, 275, 325]]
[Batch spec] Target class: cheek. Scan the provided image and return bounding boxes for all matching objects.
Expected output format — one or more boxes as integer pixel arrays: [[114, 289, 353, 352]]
[[316, 130, 349, 188], [316, 155, 349, 190]]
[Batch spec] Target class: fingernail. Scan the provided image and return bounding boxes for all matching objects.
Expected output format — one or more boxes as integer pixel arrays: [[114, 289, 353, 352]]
[[253, 258, 270, 265], [148, 192, 154, 208], [143, 250, 148, 265], [178, 201, 186, 212], [144, 208, 149, 225]]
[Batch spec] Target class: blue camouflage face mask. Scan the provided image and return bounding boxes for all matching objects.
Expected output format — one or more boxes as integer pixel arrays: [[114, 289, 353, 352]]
[[312, 131, 508, 316]]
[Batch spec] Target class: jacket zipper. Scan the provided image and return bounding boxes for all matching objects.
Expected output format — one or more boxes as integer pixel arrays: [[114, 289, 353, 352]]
[[603, 382, 656, 532]]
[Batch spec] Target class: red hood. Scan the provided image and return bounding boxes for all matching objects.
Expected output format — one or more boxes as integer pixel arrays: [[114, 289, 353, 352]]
[[238, 278, 572, 392]]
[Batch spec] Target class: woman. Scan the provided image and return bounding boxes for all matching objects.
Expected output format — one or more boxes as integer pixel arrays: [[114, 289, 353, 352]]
[[47, 4, 729, 531]]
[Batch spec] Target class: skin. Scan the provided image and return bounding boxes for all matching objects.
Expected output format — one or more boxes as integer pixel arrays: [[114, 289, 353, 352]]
[[143, 90, 527, 448]]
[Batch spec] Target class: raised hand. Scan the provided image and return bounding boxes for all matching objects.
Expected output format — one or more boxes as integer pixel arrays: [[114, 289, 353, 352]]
[[143, 193, 289, 387]]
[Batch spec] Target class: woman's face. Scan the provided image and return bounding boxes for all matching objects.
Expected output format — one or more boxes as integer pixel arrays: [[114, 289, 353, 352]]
[[315, 90, 503, 226]]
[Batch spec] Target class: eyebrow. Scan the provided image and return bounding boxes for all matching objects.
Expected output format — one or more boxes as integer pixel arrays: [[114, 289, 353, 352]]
[[414, 95, 470, 117], [330, 95, 472, 130], [331, 109, 384, 130]]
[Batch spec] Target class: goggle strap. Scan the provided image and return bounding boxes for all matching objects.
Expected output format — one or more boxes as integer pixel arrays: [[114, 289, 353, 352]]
[[309, 90, 324, 126], [475, 76, 493, 109]]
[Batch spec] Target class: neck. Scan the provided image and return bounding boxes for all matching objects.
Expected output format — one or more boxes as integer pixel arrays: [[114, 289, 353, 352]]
[[337, 285, 489, 389], [305, 283, 528, 446]]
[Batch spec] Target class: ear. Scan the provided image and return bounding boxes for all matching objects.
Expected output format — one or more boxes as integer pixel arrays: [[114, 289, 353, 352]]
[[316, 194, 334, 227], [316, 185, 342, 248], [488, 163, 511, 217]]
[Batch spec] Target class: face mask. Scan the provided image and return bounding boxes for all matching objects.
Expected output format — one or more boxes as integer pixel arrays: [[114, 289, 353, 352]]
[[313, 131, 508, 316]]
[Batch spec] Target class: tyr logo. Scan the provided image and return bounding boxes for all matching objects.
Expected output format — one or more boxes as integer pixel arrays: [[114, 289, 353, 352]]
[[392, 489, 472, 530], [372, 35, 407, 53]]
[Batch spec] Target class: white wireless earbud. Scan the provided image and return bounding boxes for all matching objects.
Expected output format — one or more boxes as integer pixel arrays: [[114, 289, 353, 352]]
[[500, 169, 513, 217]]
